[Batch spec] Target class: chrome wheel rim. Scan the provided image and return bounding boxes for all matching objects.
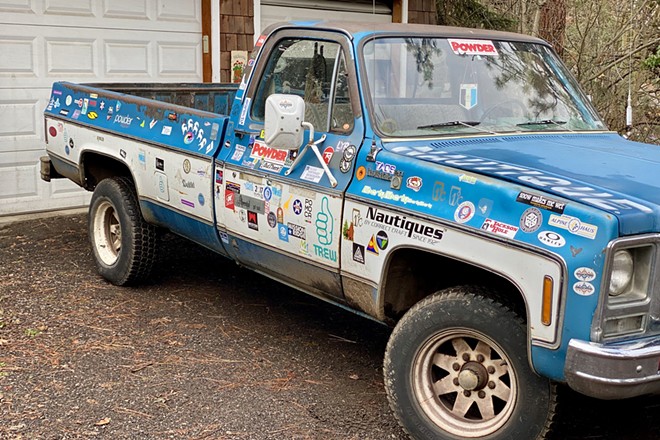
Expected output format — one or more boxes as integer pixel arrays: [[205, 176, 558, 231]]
[[93, 200, 121, 266], [412, 328, 518, 437]]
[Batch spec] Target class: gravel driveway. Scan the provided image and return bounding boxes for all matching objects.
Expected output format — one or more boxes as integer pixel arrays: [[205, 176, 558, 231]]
[[1, 212, 659, 439]]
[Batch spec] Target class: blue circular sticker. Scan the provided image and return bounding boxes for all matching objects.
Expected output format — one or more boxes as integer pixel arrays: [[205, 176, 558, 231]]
[[198, 193, 205, 206], [264, 186, 272, 201]]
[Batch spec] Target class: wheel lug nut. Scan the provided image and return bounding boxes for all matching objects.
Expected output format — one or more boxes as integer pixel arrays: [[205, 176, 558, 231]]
[[452, 363, 460, 371], [453, 378, 459, 386], [488, 381, 496, 389], [462, 353, 470, 361], [477, 354, 485, 363], [478, 391, 486, 399], [487, 366, 495, 374], [464, 390, 471, 397]]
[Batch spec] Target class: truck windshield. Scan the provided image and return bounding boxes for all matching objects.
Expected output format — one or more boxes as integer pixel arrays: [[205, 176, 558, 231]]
[[362, 37, 606, 137]]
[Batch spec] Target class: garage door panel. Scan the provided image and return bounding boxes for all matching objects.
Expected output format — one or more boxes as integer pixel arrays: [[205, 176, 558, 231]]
[[44, 0, 94, 17], [158, 41, 201, 77], [0, 36, 36, 76], [105, 41, 152, 76], [46, 38, 97, 76], [0, 158, 39, 200], [103, 0, 150, 20], [0, 99, 39, 142], [1, 0, 200, 32]]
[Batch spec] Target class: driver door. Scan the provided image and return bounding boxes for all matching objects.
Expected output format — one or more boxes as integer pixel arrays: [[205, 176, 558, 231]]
[[219, 30, 364, 300]]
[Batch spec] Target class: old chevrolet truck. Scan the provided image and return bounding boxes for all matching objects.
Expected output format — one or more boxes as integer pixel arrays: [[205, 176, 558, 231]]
[[41, 21, 660, 440]]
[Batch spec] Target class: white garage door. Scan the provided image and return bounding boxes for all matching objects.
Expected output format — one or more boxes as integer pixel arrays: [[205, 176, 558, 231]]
[[260, 0, 392, 31], [0, 0, 203, 216]]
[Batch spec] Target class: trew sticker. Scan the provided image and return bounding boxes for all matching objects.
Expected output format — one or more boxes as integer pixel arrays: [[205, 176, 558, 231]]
[[448, 39, 498, 56]]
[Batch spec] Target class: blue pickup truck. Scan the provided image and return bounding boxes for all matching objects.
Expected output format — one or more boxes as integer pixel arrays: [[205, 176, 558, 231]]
[[42, 21, 660, 440]]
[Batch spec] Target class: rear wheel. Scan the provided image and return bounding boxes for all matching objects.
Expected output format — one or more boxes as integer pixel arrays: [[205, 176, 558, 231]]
[[88, 177, 157, 285], [384, 286, 556, 440]]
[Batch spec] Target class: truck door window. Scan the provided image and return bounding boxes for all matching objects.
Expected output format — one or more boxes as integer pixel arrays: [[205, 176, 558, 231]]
[[251, 38, 344, 132]]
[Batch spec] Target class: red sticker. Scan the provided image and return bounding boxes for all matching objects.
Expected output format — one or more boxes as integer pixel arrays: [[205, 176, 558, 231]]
[[448, 39, 498, 56], [322, 147, 334, 164], [48, 126, 57, 138], [255, 35, 267, 47]]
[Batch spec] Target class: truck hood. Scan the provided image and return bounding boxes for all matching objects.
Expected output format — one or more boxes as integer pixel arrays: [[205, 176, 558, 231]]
[[387, 133, 660, 235]]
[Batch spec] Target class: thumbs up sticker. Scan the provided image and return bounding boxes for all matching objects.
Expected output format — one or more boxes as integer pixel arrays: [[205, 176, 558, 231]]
[[315, 196, 334, 246]]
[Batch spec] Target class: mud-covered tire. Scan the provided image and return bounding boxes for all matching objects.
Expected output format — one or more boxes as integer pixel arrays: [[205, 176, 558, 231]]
[[384, 286, 556, 440], [88, 176, 157, 286]]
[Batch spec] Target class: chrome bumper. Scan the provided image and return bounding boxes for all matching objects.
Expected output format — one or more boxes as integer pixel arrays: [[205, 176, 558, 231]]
[[565, 337, 660, 399]]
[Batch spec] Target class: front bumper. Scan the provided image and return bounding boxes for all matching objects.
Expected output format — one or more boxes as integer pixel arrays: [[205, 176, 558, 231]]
[[565, 337, 660, 399]]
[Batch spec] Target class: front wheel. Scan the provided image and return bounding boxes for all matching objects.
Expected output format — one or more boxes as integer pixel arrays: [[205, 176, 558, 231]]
[[88, 176, 158, 285], [384, 286, 556, 440]]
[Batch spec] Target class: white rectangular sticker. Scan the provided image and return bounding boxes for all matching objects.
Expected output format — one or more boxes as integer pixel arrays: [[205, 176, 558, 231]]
[[448, 39, 498, 56], [481, 218, 518, 238], [239, 97, 250, 126], [300, 165, 323, 183]]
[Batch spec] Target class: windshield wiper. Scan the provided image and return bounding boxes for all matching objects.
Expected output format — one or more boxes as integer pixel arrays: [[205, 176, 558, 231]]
[[418, 120, 481, 129], [418, 120, 499, 135], [516, 119, 567, 127]]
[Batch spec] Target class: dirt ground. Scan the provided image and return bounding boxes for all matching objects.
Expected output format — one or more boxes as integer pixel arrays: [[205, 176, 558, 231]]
[[1, 212, 660, 440]]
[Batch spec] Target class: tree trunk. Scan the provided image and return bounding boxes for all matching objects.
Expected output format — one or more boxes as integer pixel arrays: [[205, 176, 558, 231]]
[[538, 0, 567, 55]]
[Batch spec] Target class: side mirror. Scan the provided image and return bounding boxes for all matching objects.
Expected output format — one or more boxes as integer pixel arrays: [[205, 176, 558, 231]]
[[264, 94, 305, 150]]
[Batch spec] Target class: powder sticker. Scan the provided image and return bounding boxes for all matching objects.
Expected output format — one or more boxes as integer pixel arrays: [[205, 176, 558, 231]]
[[448, 39, 498, 56]]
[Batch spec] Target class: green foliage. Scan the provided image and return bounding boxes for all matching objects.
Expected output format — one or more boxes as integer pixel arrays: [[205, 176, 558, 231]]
[[436, 0, 516, 30], [643, 46, 660, 74]]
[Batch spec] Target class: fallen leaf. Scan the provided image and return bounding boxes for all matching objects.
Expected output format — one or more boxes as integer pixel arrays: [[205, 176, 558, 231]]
[[94, 417, 111, 426], [349, 374, 359, 380]]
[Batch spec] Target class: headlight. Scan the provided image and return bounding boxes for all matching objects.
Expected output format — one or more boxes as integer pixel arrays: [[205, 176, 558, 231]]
[[609, 250, 634, 296]]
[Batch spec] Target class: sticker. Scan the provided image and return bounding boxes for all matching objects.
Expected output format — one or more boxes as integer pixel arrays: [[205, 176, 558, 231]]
[[239, 97, 250, 125], [459, 84, 478, 110], [255, 35, 267, 47], [459, 174, 477, 184], [65, 95, 72, 106], [267, 212, 277, 228], [574, 267, 597, 282], [454, 201, 475, 224], [263, 186, 273, 201], [300, 165, 324, 183], [537, 231, 566, 248], [251, 140, 287, 166], [181, 199, 195, 208], [573, 281, 595, 296], [548, 214, 598, 240], [570, 246, 583, 257], [477, 198, 493, 217], [247, 211, 258, 230], [278, 223, 289, 242], [183, 159, 191, 174], [161, 126, 172, 136], [315, 197, 333, 246], [361, 186, 433, 209], [292, 199, 302, 215], [352, 243, 365, 264], [225, 191, 235, 209], [156, 158, 164, 171], [220, 232, 229, 244], [520, 207, 543, 233], [481, 219, 518, 238], [366, 235, 379, 255], [287, 222, 306, 240], [406, 176, 422, 192], [198, 193, 205, 206], [322, 147, 334, 164], [343, 145, 357, 161], [448, 39, 498, 56], [339, 159, 351, 173], [516, 191, 566, 214], [356, 166, 366, 180], [87, 111, 98, 120], [376, 230, 389, 250]]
